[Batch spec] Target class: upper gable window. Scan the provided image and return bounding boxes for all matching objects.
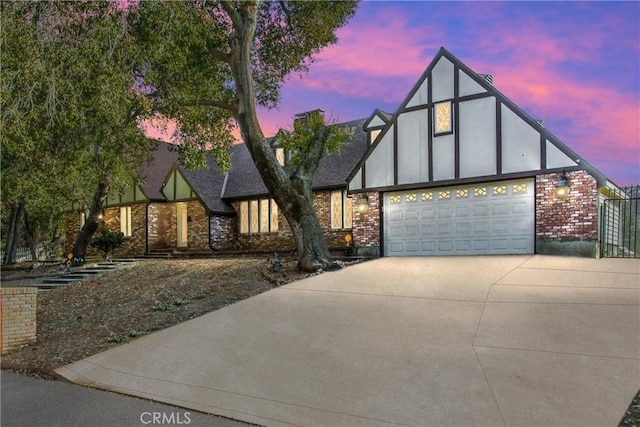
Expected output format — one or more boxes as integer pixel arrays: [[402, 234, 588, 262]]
[[434, 101, 453, 135], [276, 148, 285, 166], [370, 129, 381, 144]]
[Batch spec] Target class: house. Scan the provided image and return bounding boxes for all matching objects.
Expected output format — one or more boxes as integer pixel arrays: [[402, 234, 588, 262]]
[[65, 117, 369, 258], [347, 47, 620, 258], [66, 48, 621, 259]]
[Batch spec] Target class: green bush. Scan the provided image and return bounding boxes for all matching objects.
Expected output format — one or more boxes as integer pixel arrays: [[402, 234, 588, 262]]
[[90, 226, 125, 260]]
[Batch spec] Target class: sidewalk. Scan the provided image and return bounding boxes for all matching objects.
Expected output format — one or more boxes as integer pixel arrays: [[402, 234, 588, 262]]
[[1, 371, 250, 427]]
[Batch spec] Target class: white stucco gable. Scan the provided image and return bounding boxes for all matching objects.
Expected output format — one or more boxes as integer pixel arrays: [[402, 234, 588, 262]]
[[347, 47, 606, 192]]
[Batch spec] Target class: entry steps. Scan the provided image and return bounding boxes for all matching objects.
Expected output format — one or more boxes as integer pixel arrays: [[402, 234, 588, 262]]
[[39, 259, 139, 289]]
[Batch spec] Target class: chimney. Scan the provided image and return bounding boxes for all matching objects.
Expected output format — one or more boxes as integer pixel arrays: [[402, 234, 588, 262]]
[[478, 74, 493, 85], [294, 109, 324, 125]]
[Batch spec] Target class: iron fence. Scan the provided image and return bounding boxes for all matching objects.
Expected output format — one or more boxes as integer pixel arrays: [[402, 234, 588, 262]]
[[600, 187, 640, 258]]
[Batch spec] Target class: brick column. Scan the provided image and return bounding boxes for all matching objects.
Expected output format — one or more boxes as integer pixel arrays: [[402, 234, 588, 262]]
[[352, 192, 381, 257], [1, 287, 37, 355]]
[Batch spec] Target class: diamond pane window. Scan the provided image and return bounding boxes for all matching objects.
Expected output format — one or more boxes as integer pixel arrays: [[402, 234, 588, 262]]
[[260, 199, 270, 232], [434, 101, 452, 135], [239, 202, 249, 234], [474, 187, 487, 197], [494, 185, 506, 195], [513, 184, 527, 194], [456, 189, 468, 198], [422, 192, 433, 201], [270, 200, 279, 232], [250, 200, 259, 233], [439, 191, 451, 200], [406, 193, 417, 203], [390, 195, 401, 204]]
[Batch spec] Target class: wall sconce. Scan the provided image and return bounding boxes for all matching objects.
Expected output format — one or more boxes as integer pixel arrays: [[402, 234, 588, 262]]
[[556, 172, 570, 199], [97, 211, 104, 220], [356, 194, 369, 214]]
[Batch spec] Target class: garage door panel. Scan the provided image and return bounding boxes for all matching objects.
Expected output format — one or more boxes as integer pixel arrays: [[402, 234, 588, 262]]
[[384, 179, 534, 256]]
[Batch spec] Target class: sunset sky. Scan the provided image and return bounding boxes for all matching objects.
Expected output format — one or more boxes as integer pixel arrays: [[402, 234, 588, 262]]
[[150, 1, 640, 186]]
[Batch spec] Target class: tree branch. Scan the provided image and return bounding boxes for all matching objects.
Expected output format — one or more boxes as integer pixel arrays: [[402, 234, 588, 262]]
[[278, 0, 293, 27], [210, 48, 231, 65], [220, 1, 242, 31]]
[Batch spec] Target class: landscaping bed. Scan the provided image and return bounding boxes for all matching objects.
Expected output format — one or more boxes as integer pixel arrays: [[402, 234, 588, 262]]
[[1, 256, 313, 378]]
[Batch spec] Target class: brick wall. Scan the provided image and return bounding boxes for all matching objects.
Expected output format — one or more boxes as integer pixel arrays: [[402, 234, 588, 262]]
[[210, 215, 237, 251], [230, 191, 352, 252], [536, 171, 598, 256], [148, 203, 174, 250], [65, 212, 78, 255], [104, 204, 147, 258], [352, 192, 381, 255], [186, 200, 210, 252], [1, 287, 37, 355]]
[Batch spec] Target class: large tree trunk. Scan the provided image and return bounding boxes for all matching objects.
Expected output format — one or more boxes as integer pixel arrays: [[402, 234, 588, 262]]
[[23, 210, 40, 262], [71, 179, 109, 259], [3, 202, 24, 265], [227, 3, 332, 272]]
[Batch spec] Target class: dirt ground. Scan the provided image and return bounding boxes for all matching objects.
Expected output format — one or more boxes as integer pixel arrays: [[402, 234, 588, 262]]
[[1, 256, 316, 378]]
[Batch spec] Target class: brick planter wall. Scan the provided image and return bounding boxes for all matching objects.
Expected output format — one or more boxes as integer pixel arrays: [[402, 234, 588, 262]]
[[1, 287, 37, 355], [536, 171, 598, 256], [351, 192, 381, 257]]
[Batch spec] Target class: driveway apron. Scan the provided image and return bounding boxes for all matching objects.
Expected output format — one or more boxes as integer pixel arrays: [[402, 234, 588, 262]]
[[55, 255, 640, 426]]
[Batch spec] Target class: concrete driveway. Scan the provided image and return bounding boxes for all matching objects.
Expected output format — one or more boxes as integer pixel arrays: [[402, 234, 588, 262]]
[[56, 255, 639, 426]]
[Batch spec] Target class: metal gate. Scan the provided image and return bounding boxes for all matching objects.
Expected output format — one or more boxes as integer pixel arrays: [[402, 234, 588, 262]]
[[600, 187, 640, 258]]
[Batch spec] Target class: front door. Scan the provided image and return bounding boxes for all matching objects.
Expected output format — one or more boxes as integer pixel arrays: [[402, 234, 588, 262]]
[[176, 203, 188, 248]]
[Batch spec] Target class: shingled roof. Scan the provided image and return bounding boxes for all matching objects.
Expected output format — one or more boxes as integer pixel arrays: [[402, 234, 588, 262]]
[[223, 118, 368, 200], [139, 141, 180, 201], [143, 118, 368, 211], [179, 155, 234, 215]]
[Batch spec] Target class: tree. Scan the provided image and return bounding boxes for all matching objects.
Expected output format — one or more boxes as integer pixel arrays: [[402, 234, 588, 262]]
[[134, 1, 358, 271], [1, 1, 156, 262]]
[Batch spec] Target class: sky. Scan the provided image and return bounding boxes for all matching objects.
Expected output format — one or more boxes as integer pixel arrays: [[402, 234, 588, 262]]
[[149, 1, 640, 186]]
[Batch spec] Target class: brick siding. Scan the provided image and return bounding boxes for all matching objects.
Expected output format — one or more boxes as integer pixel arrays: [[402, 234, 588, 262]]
[[1, 287, 37, 355], [536, 171, 598, 241], [352, 192, 381, 249], [209, 215, 236, 251], [148, 203, 174, 250], [230, 191, 353, 253]]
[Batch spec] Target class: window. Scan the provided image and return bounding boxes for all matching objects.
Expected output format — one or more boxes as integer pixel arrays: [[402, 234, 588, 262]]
[[276, 148, 285, 166], [331, 190, 353, 229], [434, 101, 453, 135], [239, 199, 279, 234], [120, 206, 132, 237], [370, 129, 381, 144]]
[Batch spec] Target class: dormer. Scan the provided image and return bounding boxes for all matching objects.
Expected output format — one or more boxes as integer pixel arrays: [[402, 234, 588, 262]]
[[363, 109, 391, 145]]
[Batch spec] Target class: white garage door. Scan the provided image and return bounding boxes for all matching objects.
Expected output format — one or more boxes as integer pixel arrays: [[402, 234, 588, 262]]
[[384, 179, 534, 256]]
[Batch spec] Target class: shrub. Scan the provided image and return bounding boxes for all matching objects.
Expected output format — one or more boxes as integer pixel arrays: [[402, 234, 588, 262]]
[[90, 226, 125, 260]]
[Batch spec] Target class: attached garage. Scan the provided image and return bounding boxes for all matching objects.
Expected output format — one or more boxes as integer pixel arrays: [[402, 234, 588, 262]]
[[383, 179, 534, 256], [348, 48, 616, 258]]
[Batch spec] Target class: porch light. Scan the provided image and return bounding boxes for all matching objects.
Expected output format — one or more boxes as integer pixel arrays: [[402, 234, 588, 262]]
[[357, 194, 369, 214], [556, 172, 570, 199]]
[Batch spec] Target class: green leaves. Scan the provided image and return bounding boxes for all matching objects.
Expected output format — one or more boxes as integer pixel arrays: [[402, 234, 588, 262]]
[[276, 111, 354, 170]]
